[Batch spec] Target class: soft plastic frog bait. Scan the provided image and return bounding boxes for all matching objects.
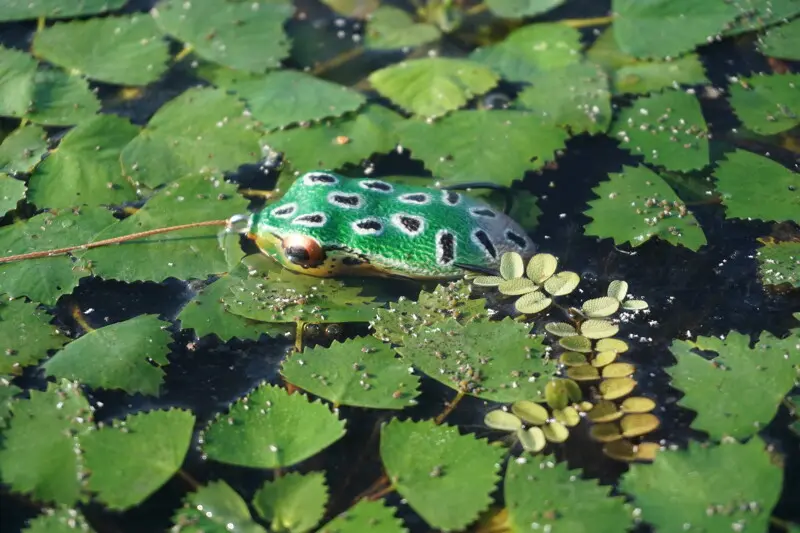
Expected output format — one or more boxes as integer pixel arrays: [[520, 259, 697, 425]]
[[246, 171, 536, 280]]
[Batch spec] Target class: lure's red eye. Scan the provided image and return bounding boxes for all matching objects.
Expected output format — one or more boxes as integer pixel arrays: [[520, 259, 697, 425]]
[[282, 234, 325, 267]]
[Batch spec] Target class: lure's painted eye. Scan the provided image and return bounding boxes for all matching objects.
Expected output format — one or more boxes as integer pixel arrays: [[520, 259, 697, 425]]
[[282, 234, 325, 268]]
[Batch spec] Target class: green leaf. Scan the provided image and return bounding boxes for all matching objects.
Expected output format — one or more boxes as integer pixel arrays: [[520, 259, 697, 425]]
[[758, 18, 800, 60], [282, 336, 420, 410], [153, 0, 293, 72], [586, 28, 708, 95], [713, 149, 798, 223], [611, 89, 709, 171], [728, 73, 800, 136], [667, 329, 800, 440], [120, 87, 262, 188], [81, 408, 195, 510], [516, 62, 612, 134], [0, 124, 48, 174], [0, 0, 125, 21], [0, 380, 92, 504], [723, 0, 800, 35], [486, 0, 564, 19], [0, 208, 117, 305], [584, 165, 706, 250], [171, 480, 265, 533], [397, 317, 557, 403], [253, 472, 328, 533], [470, 23, 582, 83], [0, 298, 68, 374], [32, 14, 169, 86], [620, 438, 782, 532], [368, 58, 499, 118], [43, 314, 173, 397], [380, 418, 504, 530], [320, 0, 378, 18], [22, 507, 96, 533], [0, 174, 25, 216], [505, 455, 632, 531], [0, 46, 37, 119], [202, 382, 346, 469], [398, 110, 568, 186], [28, 114, 140, 209], [364, 6, 440, 50], [0, 376, 21, 429], [757, 239, 800, 288], [612, 0, 739, 58], [264, 104, 402, 171], [80, 174, 249, 283], [318, 500, 407, 533]]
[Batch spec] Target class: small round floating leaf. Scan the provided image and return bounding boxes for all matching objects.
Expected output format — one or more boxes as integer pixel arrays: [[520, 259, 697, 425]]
[[621, 413, 661, 438], [500, 252, 525, 280], [511, 400, 549, 425], [515, 291, 552, 314], [472, 275, 504, 287], [559, 352, 587, 366], [600, 377, 637, 400], [602, 362, 636, 379], [545, 322, 577, 337], [577, 401, 594, 412], [566, 365, 601, 382], [621, 396, 656, 413], [543, 271, 580, 296], [518, 426, 546, 453], [635, 442, 660, 462], [526, 253, 558, 283], [587, 400, 623, 424], [542, 421, 569, 443], [592, 351, 618, 367], [622, 300, 649, 311], [607, 280, 629, 301], [564, 379, 582, 403], [558, 335, 592, 353], [553, 406, 581, 427], [603, 439, 637, 462], [484, 410, 523, 431], [498, 278, 538, 296], [590, 422, 623, 443], [581, 296, 620, 317], [580, 319, 619, 339], [545, 379, 570, 410], [596, 338, 629, 353]]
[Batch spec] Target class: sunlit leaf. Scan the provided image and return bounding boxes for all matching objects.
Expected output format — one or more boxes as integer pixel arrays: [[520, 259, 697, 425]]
[[0, 377, 21, 429], [171, 480, 265, 533], [398, 110, 568, 186], [282, 336, 420, 409], [320, 0, 378, 19], [0, 124, 48, 174], [0, 298, 68, 374], [368, 58, 499, 118], [43, 314, 172, 396], [620, 438, 782, 532], [723, 0, 800, 35], [253, 472, 328, 533], [584, 165, 707, 251], [82, 408, 195, 510], [485, 0, 564, 19], [153, 0, 293, 72], [728, 73, 800, 136], [757, 239, 800, 288], [318, 500, 407, 533], [0, 380, 92, 505], [202, 382, 345, 469], [380, 418, 504, 530], [758, 18, 800, 60], [22, 507, 96, 533], [364, 6, 441, 50], [120, 87, 262, 188], [0, 174, 25, 216], [713, 149, 798, 223], [28, 114, 139, 209], [32, 14, 169, 85], [668, 329, 800, 440], [0, 0, 125, 21]]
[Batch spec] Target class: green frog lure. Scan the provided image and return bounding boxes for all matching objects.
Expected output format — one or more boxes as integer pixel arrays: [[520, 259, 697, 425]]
[[244, 171, 536, 280]]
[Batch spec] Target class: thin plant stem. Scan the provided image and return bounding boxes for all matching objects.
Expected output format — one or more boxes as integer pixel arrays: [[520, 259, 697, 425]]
[[435, 390, 465, 424], [465, 3, 488, 15], [173, 45, 195, 63], [366, 485, 396, 501], [312, 47, 365, 77], [176, 469, 200, 490], [561, 15, 614, 28], [352, 474, 389, 504], [70, 304, 95, 333]]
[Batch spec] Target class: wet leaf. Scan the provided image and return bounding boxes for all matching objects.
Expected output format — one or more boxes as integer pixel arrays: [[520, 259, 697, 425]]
[[668, 329, 800, 440], [253, 472, 328, 533], [0, 298, 68, 374], [484, 409, 523, 431], [22, 507, 96, 533], [171, 480, 265, 533], [399, 110, 568, 186], [486, 0, 563, 19], [728, 73, 800, 135], [516, 62, 612, 135], [506, 455, 632, 531], [43, 314, 172, 396], [153, 0, 293, 72], [281, 336, 420, 410], [0, 208, 117, 305], [611, 89, 709, 171], [364, 6, 441, 50], [0, 174, 25, 216], [620, 438, 782, 532], [0, 0, 125, 21], [470, 23, 582, 83], [380, 418, 503, 531], [724, 0, 800, 35], [758, 18, 800, 60], [82, 408, 195, 510], [714, 149, 798, 223], [0, 125, 47, 174], [0, 380, 92, 504], [265, 104, 403, 171], [32, 14, 169, 86], [369, 58, 499, 118], [28, 114, 139, 209], [398, 317, 556, 403], [318, 500, 407, 533], [584, 165, 707, 251], [0, 377, 21, 429], [757, 240, 800, 288], [202, 382, 345, 469]]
